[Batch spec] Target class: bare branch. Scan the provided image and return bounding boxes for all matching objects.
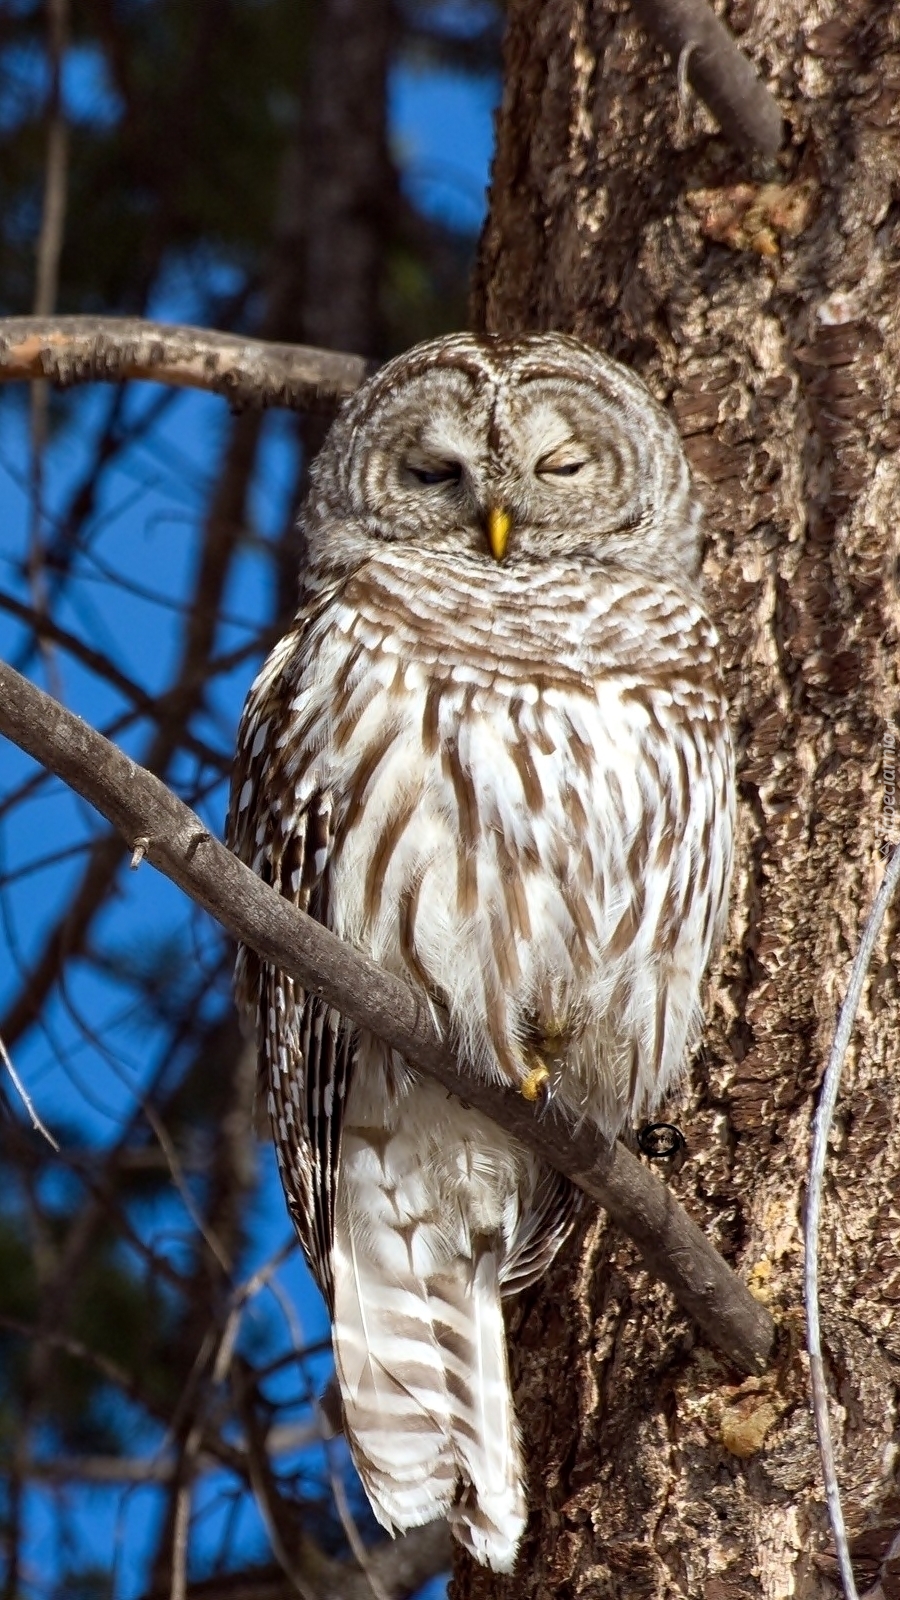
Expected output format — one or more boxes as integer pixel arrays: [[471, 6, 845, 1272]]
[[0, 1030, 59, 1149], [231, 1361, 321, 1600], [330, 1457, 391, 1600], [366, 1522, 451, 1600], [630, 0, 783, 157], [170, 1479, 192, 1600], [0, 589, 223, 770], [804, 841, 900, 1600], [25, 1454, 185, 1486], [0, 660, 776, 1376], [0, 316, 370, 413]]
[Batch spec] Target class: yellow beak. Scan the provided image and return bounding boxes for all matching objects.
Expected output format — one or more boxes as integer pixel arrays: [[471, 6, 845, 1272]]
[[486, 506, 511, 562]]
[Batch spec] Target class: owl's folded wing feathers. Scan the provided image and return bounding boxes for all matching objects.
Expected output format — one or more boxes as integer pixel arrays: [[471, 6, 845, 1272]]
[[226, 649, 350, 1309], [500, 1164, 582, 1297]]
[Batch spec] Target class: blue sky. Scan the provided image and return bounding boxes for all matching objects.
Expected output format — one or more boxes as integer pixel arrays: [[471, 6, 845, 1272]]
[[0, 35, 499, 1600], [392, 62, 498, 233]]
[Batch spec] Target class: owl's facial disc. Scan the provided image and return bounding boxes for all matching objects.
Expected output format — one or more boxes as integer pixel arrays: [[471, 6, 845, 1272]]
[[387, 409, 611, 563], [310, 337, 699, 578]]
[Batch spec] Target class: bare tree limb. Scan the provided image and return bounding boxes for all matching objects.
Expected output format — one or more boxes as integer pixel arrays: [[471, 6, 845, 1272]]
[[0, 660, 776, 1376], [0, 317, 370, 414], [365, 1521, 451, 1600], [170, 1476, 192, 1600], [804, 840, 900, 1600], [630, 0, 783, 157], [231, 1359, 322, 1600]]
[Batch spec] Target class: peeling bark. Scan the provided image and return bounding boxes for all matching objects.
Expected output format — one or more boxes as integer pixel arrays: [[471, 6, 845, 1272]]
[[460, 1, 900, 1595]]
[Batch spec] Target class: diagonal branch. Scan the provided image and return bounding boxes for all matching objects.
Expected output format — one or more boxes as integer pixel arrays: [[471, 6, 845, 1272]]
[[0, 660, 775, 1377], [0, 317, 370, 414], [630, 0, 783, 157]]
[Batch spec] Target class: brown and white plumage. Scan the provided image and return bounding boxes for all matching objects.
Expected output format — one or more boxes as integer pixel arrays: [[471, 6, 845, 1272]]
[[227, 333, 734, 1570]]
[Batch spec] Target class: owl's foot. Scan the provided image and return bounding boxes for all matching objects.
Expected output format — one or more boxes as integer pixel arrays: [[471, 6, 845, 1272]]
[[520, 1063, 551, 1102], [518, 1014, 572, 1103]]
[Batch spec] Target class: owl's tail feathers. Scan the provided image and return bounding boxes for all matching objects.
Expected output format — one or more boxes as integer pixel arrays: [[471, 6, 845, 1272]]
[[433, 1250, 526, 1571], [331, 1233, 525, 1572]]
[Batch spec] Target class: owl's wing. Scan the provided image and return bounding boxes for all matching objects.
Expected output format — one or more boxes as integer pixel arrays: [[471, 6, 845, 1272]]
[[499, 1166, 583, 1297], [297, 987, 354, 1308], [258, 957, 354, 1310], [227, 639, 352, 1308]]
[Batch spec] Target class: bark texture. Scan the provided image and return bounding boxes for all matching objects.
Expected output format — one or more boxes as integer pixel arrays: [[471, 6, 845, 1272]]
[[460, 2, 900, 1596]]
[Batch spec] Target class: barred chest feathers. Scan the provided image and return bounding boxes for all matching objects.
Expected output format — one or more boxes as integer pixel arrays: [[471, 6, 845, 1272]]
[[270, 544, 732, 1133]]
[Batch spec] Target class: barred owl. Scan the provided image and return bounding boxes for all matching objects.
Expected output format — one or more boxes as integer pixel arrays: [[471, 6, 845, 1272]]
[[228, 333, 734, 1570]]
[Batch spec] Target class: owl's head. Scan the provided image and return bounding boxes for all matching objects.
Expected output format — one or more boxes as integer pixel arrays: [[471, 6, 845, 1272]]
[[303, 333, 703, 582]]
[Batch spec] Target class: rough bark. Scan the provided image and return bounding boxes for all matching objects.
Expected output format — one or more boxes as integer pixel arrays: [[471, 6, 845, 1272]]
[[460, 2, 900, 1596]]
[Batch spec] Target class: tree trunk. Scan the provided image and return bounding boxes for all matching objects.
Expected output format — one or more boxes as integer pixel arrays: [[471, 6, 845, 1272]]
[[459, 2, 900, 1595]]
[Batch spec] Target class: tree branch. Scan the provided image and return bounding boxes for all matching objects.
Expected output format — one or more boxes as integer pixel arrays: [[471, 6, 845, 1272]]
[[0, 317, 370, 414], [630, 0, 783, 157], [804, 839, 900, 1600], [0, 660, 775, 1376]]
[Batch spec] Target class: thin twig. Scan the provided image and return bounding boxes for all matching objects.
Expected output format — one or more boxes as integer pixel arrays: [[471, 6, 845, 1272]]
[[212, 1239, 298, 1385], [0, 316, 370, 414], [330, 1465, 391, 1600], [231, 1363, 321, 1600], [0, 658, 776, 1375], [630, 0, 783, 156], [134, 1522, 452, 1600], [1, 406, 256, 1052], [0, 588, 230, 772], [170, 1479, 192, 1600], [804, 841, 900, 1600], [141, 1099, 232, 1274], [0, 1030, 59, 1149]]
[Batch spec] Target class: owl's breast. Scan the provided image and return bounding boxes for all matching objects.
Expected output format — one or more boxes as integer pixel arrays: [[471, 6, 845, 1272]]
[[300, 570, 728, 1030], [260, 555, 733, 1120]]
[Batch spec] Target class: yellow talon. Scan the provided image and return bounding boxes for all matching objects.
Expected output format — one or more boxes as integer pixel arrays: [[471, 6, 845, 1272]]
[[520, 1064, 551, 1102]]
